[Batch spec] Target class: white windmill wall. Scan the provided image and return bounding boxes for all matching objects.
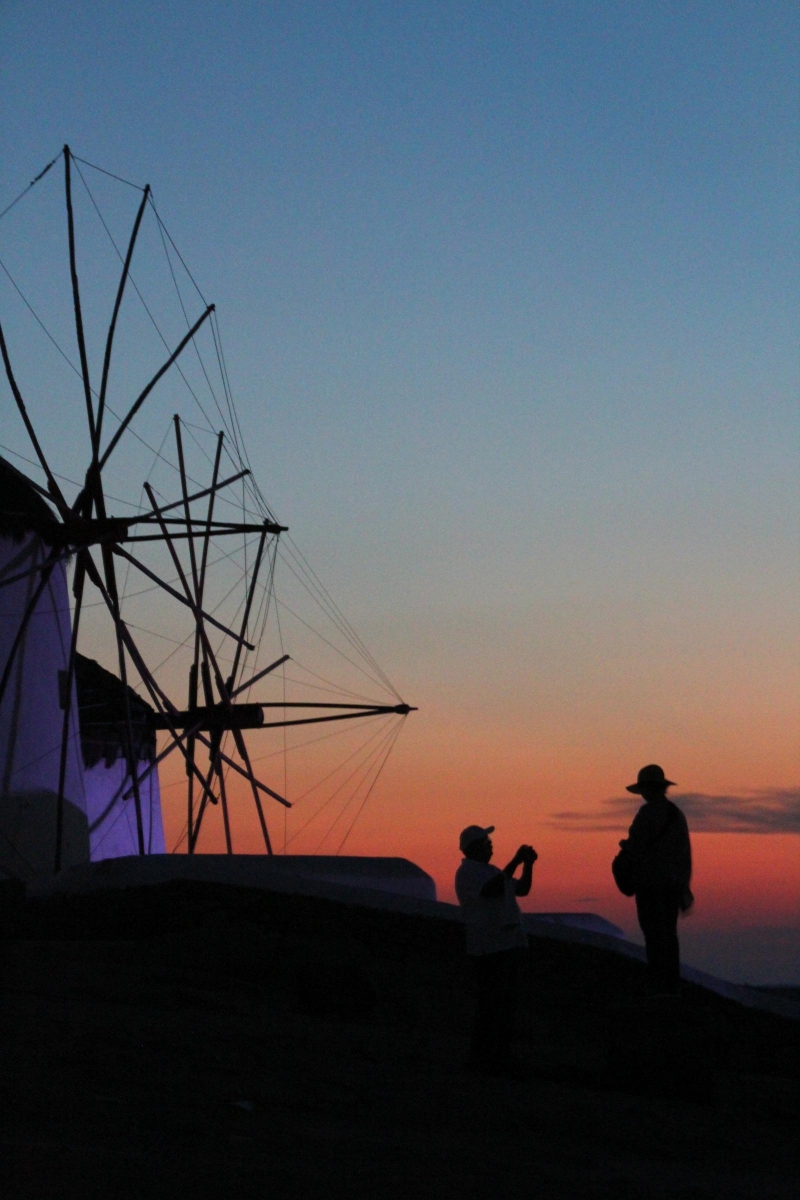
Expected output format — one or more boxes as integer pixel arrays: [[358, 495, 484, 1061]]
[[84, 758, 165, 860], [0, 532, 89, 880]]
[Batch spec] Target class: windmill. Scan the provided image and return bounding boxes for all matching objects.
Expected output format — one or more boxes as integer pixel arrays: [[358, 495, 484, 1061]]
[[0, 146, 414, 880]]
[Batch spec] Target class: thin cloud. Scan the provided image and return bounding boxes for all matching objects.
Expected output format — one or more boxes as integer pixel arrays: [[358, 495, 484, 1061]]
[[548, 788, 800, 835]]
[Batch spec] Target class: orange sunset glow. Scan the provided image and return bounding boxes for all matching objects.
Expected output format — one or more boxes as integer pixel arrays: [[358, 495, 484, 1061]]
[[3, 3, 798, 989], [159, 681, 796, 988]]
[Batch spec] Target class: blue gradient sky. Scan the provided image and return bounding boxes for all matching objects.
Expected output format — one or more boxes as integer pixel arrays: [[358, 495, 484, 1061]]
[[1, 3, 798, 980]]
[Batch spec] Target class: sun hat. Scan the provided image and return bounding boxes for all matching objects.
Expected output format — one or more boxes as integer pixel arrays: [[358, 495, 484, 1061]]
[[459, 824, 494, 852], [626, 764, 676, 795]]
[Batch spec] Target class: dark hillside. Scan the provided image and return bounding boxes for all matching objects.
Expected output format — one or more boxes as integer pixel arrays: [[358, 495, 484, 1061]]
[[1, 881, 798, 1199]]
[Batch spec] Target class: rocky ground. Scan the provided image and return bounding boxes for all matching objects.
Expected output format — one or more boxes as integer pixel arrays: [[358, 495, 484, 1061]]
[[0, 881, 798, 1200]]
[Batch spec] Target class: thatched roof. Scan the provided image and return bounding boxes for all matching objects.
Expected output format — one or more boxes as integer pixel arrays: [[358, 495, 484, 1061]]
[[72, 654, 157, 768], [0, 455, 60, 544]]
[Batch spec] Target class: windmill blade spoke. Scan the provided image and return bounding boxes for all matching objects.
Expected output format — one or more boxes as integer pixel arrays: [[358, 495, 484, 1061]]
[[96, 184, 151, 451], [259, 702, 413, 711], [122, 529, 267, 544], [0, 547, 72, 592], [172, 413, 205, 851], [121, 718, 205, 800], [186, 431, 223, 850], [178, 577, 283, 847], [144, 484, 251, 728], [197, 432, 225, 607], [0, 538, 36, 583], [173, 415, 201, 601], [111, 543, 254, 650], [99, 304, 214, 470], [99, 543, 146, 854], [81, 423, 148, 854], [259, 709, 410, 732], [141, 480, 256, 652], [229, 654, 290, 699], [232, 726, 272, 853], [215, 757, 233, 854], [126, 517, 269, 531], [185, 661, 199, 848], [84, 553, 178, 719], [0, 322, 70, 517], [64, 147, 96, 450], [54, 551, 87, 873], [192, 731, 289, 808], [85, 556, 228, 835], [136, 468, 250, 523], [188, 755, 220, 852], [228, 525, 268, 689]]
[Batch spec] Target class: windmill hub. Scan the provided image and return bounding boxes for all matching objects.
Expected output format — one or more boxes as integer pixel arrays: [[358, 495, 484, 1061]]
[[151, 703, 265, 732], [56, 515, 133, 550]]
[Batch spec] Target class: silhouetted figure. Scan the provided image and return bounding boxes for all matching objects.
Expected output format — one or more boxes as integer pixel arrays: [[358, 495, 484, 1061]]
[[618, 765, 693, 998], [455, 824, 537, 1073]]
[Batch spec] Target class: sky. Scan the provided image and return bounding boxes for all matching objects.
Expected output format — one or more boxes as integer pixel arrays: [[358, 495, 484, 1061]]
[[0, 1, 797, 983]]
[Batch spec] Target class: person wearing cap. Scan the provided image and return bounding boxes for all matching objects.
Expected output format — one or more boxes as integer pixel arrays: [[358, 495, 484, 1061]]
[[618, 765, 693, 997], [455, 825, 537, 1073]]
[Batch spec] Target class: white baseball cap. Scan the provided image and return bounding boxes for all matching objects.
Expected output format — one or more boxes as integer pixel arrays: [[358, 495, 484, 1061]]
[[459, 824, 495, 852]]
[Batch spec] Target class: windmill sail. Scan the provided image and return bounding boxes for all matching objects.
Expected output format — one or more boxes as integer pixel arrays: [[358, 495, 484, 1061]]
[[0, 149, 414, 877]]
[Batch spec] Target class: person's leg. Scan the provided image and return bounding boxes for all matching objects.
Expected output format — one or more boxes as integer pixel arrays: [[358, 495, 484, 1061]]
[[470, 951, 517, 1069], [636, 891, 681, 995], [661, 896, 680, 992], [469, 953, 495, 1067], [493, 949, 520, 1066]]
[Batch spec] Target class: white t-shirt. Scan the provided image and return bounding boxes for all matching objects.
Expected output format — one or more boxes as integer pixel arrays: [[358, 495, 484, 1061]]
[[454, 859, 527, 956]]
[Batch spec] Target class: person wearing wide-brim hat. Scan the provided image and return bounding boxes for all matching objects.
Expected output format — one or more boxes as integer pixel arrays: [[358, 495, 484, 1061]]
[[616, 765, 693, 998], [455, 824, 537, 1073]]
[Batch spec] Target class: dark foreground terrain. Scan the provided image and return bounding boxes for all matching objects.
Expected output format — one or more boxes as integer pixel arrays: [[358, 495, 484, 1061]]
[[0, 882, 798, 1200]]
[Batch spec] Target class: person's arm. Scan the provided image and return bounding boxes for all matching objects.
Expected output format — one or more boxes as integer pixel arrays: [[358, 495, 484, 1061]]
[[479, 850, 523, 897], [479, 846, 535, 897], [675, 809, 692, 887], [514, 847, 537, 896]]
